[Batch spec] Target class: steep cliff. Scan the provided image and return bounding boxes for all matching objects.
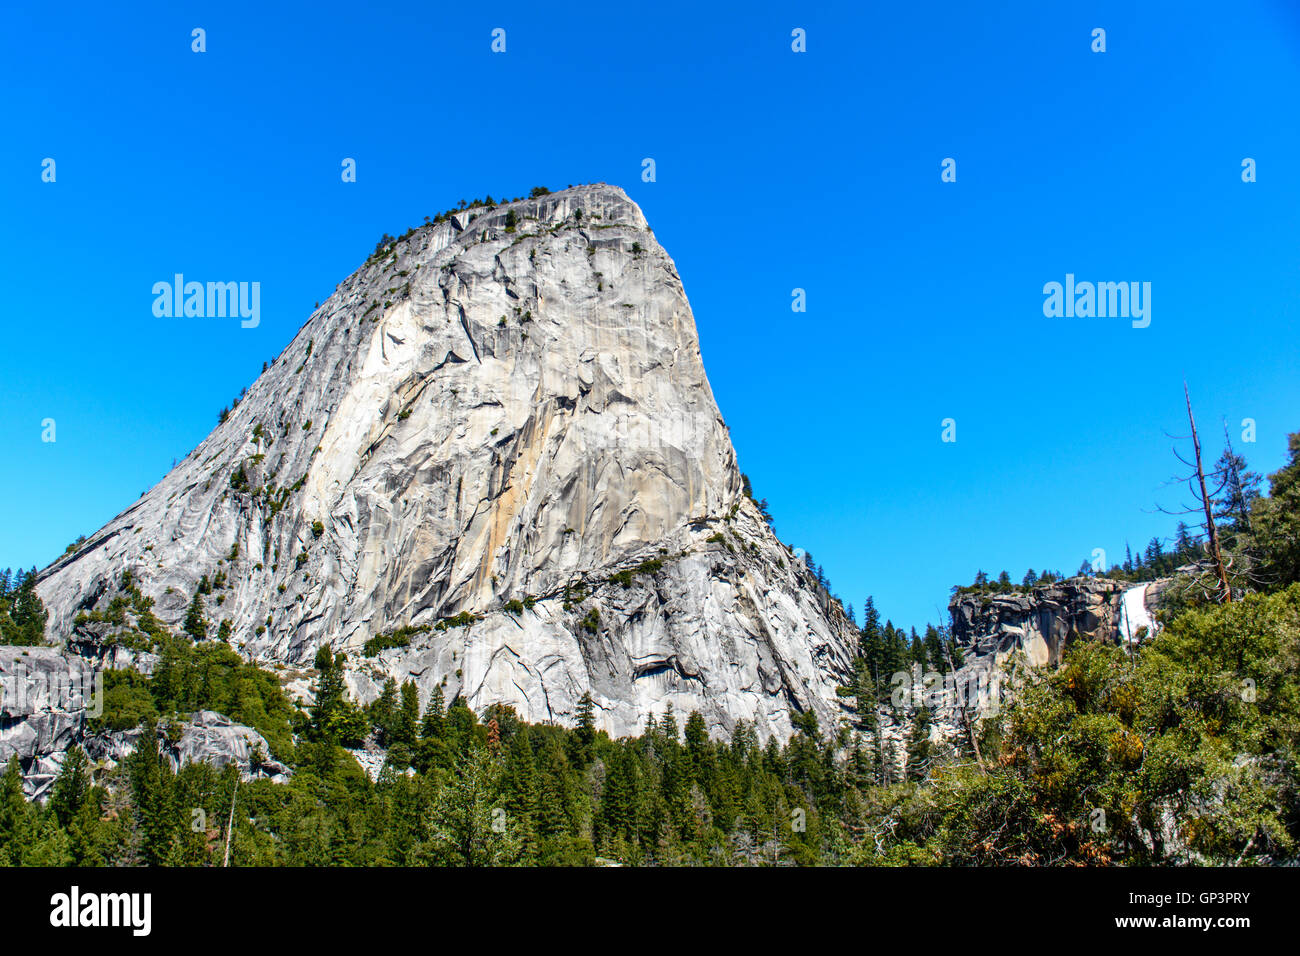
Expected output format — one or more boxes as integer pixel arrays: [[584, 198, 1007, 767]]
[[35, 184, 856, 740], [948, 577, 1167, 668]]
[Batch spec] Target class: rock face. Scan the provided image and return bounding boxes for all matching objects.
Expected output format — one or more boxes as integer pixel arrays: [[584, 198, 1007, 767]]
[[948, 577, 1166, 668], [0, 647, 96, 799], [35, 184, 857, 740], [1, 646, 285, 796], [169, 711, 290, 779], [82, 712, 289, 780]]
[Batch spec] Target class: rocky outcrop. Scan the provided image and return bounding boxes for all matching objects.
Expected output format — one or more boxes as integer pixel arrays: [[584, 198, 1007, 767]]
[[34, 184, 857, 740], [79, 712, 289, 787], [169, 711, 290, 779], [0, 648, 96, 799], [1, 645, 287, 796], [948, 576, 1168, 668]]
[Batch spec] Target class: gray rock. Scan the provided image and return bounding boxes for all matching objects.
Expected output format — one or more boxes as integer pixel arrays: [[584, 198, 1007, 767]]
[[84, 711, 289, 782], [35, 184, 856, 741], [2, 642, 288, 797], [0, 647, 94, 798], [169, 711, 290, 780], [948, 577, 1148, 667]]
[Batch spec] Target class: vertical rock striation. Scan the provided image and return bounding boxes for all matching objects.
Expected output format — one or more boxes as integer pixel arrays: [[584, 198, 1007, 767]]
[[35, 184, 856, 740]]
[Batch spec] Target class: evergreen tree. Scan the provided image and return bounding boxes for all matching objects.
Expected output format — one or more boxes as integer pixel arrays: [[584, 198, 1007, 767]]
[[183, 593, 207, 641], [370, 678, 399, 745], [576, 692, 596, 751], [397, 681, 420, 749], [1216, 435, 1262, 530], [127, 720, 176, 865], [1254, 431, 1300, 586], [923, 625, 946, 675], [308, 647, 364, 744], [48, 746, 91, 828], [0, 756, 31, 864], [906, 706, 933, 782], [599, 746, 638, 850], [415, 685, 451, 774], [908, 629, 928, 672], [415, 746, 520, 866], [0, 568, 47, 646]]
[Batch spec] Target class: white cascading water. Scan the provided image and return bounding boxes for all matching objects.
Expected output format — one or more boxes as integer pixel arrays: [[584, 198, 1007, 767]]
[[1118, 583, 1158, 645]]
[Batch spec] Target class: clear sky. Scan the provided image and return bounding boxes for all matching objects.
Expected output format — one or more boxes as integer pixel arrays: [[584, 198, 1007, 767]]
[[3, 1, 1299, 633]]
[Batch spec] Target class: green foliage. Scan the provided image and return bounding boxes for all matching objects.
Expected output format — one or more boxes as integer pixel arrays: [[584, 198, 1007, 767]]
[[93, 635, 298, 759], [434, 611, 479, 632], [0, 568, 48, 646], [7, 582, 1298, 867], [183, 593, 207, 641], [364, 624, 427, 657], [607, 558, 662, 588], [1253, 431, 1300, 588], [892, 585, 1300, 865]]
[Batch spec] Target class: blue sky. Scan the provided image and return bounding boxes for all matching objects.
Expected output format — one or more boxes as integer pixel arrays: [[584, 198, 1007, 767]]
[[3, 1, 1299, 632]]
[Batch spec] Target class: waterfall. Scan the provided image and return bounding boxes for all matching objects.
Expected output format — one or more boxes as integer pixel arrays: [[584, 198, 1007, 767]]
[[1118, 583, 1158, 645]]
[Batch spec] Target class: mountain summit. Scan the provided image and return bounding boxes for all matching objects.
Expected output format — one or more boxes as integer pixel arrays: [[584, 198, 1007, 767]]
[[37, 183, 855, 739]]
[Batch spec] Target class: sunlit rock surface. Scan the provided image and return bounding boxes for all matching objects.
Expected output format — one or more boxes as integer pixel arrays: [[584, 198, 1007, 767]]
[[36, 184, 856, 741]]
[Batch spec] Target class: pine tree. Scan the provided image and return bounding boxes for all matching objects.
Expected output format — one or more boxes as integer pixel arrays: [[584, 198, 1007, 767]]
[[859, 597, 883, 697], [309, 647, 348, 742], [876, 724, 899, 786], [0, 756, 31, 864], [906, 706, 934, 782], [128, 720, 177, 865], [397, 681, 420, 749], [1254, 431, 1300, 586], [49, 746, 90, 828], [183, 593, 207, 641], [1, 569, 47, 646], [923, 625, 946, 676], [415, 685, 451, 773], [660, 706, 679, 743], [576, 691, 596, 751], [501, 727, 540, 851], [599, 746, 638, 849], [1216, 428, 1262, 531], [370, 678, 399, 745], [421, 685, 446, 738], [415, 746, 520, 866], [909, 628, 927, 672]]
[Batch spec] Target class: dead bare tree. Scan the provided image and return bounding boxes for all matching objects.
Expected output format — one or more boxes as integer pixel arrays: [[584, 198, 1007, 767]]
[[936, 618, 986, 776], [1157, 384, 1233, 603], [223, 776, 238, 867]]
